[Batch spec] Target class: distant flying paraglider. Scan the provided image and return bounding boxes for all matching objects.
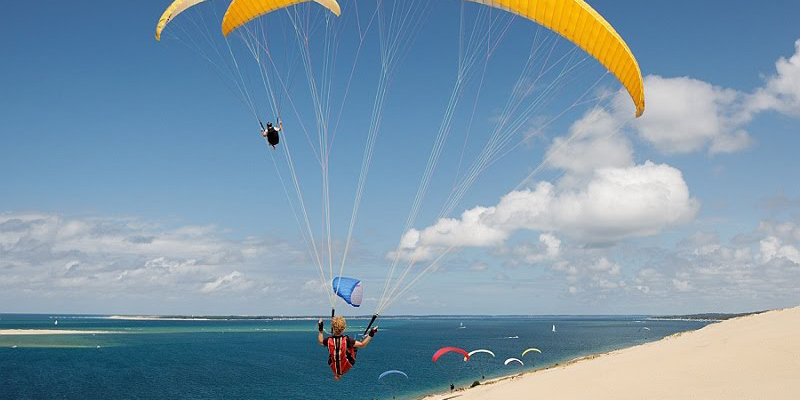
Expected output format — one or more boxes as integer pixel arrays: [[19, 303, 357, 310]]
[[466, 349, 496, 361], [378, 370, 409, 380], [521, 348, 542, 357], [467, 349, 496, 379], [504, 358, 524, 367], [433, 347, 470, 362]]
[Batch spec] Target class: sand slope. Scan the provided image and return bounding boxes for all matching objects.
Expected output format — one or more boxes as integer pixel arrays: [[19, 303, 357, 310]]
[[424, 307, 800, 400]]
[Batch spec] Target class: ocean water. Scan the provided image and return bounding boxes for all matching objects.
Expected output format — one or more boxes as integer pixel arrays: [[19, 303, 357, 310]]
[[0, 314, 709, 400]]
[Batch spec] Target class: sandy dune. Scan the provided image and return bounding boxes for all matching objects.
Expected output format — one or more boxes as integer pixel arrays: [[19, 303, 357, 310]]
[[423, 307, 800, 400]]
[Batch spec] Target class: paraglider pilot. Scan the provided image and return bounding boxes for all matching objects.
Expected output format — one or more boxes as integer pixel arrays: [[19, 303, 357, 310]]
[[261, 119, 282, 149], [318, 316, 378, 380]]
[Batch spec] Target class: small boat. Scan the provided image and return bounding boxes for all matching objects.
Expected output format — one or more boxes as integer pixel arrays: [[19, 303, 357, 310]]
[[54, 320, 58, 326], [552, 324, 556, 333], [458, 322, 466, 329]]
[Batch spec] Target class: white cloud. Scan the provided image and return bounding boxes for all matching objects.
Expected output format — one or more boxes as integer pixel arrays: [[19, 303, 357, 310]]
[[512, 233, 561, 263], [759, 236, 800, 264], [545, 107, 634, 177], [200, 271, 255, 293], [404, 161, 698, 249], [672, 278, 692, 292], [592, 277, 625, 290], [750, 39, 800, 116], [631, 41, 800, 155], [631, 219, 800, 307], [633, 75, 753, 155], [0, 212, 308, 310], [553, 40, 800, 159], [302, 279, 328, 294], [588, 258, 621, 275]]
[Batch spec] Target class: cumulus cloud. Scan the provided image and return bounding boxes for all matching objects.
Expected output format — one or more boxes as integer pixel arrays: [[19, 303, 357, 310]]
[[671, 278, 692, 292], [633, 75, 753, 154], [759, 236, 800, 264], [632, 219, 800, 307], [545, 107, 634, 176], [0, 212, 308, 310], [200, 271, 255, 293], [547, 255, 627, 295], [588, 258, 621, 275], [480, 212, 799, 310], [631, 40, 800, 155], [552, 40, 800, 159], [749, 39, 800, 116], [401, 161, 698, 252], [394, 39, 800, 268], [511, 234, 561, 264]]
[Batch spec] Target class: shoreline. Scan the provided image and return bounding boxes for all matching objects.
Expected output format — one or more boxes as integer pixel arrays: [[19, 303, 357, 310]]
[[414, 343, 661, 400], [415, 306, 800, 400], [106, 315, 218, 321], [0, 329, 116, 335]]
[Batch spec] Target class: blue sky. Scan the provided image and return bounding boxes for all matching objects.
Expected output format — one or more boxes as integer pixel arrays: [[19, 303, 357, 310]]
[[1, 0, 799, 316]]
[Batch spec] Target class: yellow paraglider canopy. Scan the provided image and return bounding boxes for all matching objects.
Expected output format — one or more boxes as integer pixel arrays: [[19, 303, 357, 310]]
[[222, 0, 342, 36], [522, 348, 542, 356], [462, 0, 645, 117], [155, 0, 213, 41], [212, 0, 644, 116]]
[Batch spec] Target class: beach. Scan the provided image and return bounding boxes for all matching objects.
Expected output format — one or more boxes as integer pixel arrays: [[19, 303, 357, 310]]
[[422, 306, 800, 400]]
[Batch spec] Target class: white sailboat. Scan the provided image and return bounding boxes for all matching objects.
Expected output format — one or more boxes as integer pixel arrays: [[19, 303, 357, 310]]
[[458, 322, 466, 329], [552, 324, 556, 333]]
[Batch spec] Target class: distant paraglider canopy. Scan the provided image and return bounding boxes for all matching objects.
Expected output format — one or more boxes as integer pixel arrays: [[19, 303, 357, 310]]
[[378, 370, 409, 380], [433, 347, 470, 362], [465, 349, 496, 361], [504, 358, 524, 366], [521, 348, 542, 357]]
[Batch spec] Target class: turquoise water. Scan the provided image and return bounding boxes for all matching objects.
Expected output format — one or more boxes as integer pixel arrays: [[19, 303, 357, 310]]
[[0, 314, 709, 399]]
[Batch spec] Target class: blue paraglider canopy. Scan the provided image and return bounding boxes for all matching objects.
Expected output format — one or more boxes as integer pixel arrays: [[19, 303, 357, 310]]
[[332, 277, 363, 307]]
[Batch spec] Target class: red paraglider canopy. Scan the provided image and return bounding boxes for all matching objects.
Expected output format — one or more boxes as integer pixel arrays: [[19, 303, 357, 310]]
[[432, 347, 470, 362]]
